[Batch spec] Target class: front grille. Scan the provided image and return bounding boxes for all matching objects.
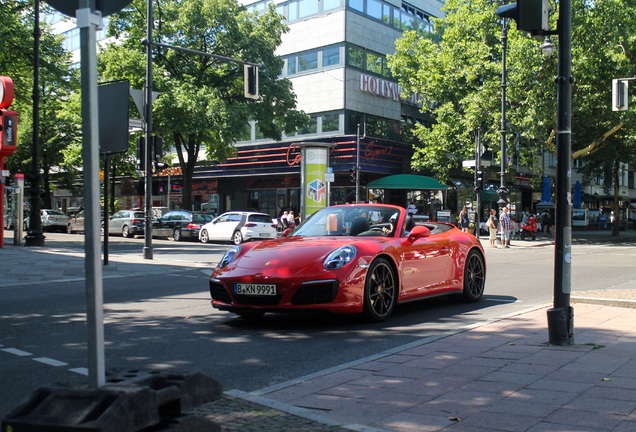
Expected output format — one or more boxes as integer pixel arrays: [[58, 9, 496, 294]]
[[209, 281, 232, 304], [234, 294, 282, 305], [291, 281, 339, 305]]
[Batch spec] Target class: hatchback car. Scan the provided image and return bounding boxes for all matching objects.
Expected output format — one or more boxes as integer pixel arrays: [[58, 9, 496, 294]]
[[199, 211, 278, 245], [24, 209, 69, 232], [153, 210, 213, 241], [102, 210, 146, 238]]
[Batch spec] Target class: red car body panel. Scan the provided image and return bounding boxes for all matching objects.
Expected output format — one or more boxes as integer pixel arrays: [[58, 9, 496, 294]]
[[209, 204, 485, 317]]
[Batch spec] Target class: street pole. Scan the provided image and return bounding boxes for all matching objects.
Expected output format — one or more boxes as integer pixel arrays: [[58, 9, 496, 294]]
[[497, 18, 509, 214], [475, 128, 482, 239], [143, 0, 154, 260], [547, 0, 574, 345], [355, 124, 360, 203], [25, 0, 45, 247]]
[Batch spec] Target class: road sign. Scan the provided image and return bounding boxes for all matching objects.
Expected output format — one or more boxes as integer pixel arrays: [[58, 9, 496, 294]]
[[44, 0, 133, 17]]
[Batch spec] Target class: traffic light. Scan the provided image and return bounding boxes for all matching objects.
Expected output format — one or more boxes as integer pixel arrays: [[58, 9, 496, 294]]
[[136, 136, 145, 171], [496, 0, 549, 37], [475, 170, 484, 192], [151, 136, 165, 173], [350, 169, 356, 183], [612, 79, 628, 112], [244, 64, 258, 99]]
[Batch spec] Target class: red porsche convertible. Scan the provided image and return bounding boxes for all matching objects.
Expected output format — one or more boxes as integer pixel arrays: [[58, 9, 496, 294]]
[[209, 203, 486, 322]]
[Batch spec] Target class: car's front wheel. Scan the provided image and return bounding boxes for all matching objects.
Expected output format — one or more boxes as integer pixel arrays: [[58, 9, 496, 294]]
[[363, 257, 397, 322], [232, 230, 243, 245], [173, 228, 182, 241], [461, 249, 485, 302], [200, 229, 210, 244], [67, 224, 73, 234]]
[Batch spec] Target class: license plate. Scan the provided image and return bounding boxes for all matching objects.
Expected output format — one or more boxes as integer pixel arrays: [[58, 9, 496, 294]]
[[235, 283, 277, 296], [259, 233, 272, 237]]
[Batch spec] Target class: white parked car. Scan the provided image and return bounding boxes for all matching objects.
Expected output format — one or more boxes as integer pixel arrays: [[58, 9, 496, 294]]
[[199, 211, 277, 245], [24, 209, 69, 232]]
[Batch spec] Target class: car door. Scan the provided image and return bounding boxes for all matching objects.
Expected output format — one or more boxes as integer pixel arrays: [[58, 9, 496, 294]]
[[398, 230, 455, 299], [108, 211, 125, 234], [208, 213, 239, 241]]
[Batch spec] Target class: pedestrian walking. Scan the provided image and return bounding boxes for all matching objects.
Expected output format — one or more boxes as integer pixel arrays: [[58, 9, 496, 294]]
[[499, 206, 511, 248], [459, 206, 470, 233], [486, 208, 498, 248]]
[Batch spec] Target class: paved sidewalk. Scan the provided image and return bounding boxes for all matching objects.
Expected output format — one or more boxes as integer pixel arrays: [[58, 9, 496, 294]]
[[2, 229, 636, 431]]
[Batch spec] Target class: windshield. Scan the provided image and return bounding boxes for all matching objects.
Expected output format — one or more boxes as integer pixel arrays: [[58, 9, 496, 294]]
[[293, 205, 403, 237]]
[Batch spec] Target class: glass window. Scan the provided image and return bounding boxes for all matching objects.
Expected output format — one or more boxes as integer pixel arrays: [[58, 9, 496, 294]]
[[287, 56, 297, 75], [382, 4, 392, 25], [288, 1, 298, 21], [323, 0, 341, 11], [298, 51, 318, 72], [349, 0, 364, 13], [391, 6, 401, 28], [298, 0, 319, 18], [299, 116, 318, 134], [347, 45, 364, 69], [367, 0, 382, 20], [366, 52, 383, 75], [322, 113, 340, 132], [322, 46, 340, 67]]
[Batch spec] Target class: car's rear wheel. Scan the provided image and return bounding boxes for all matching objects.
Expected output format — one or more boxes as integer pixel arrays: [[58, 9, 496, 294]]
[[122, 225, 130, 238], [200, 229, 210, 244], [173, 228, 182, 241], [67, 224, 73, 234], [232, 230, 243, 245], [461, 249, 485, 302], [363, 258, 396, 322]]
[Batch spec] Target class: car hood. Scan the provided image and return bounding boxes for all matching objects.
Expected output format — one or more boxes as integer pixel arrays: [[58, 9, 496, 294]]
[[233, 236, 385, 271]]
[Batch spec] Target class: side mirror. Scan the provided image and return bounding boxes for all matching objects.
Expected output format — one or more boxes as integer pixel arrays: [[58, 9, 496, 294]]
[[407, 225, 431, 242]]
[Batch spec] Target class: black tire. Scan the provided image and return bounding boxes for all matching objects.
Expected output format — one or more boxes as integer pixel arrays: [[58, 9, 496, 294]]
[[122, 225, 131, 238], [173, 228, 182, 241], [521, 230, 528, 240], [200, 229, 210, 244], [67, 224, 73, 234], [461, 249, 486, 302], [232, 230, 243, 245], [362, 258, 397, 322]]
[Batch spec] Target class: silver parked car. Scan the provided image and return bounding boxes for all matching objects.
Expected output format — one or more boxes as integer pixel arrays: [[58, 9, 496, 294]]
[[102, 210, 146, 238]]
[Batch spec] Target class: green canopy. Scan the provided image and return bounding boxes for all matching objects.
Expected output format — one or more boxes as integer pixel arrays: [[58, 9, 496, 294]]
[[367, 174, 448, 190]]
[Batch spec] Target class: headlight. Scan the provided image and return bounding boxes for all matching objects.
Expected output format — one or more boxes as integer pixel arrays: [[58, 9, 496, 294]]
[[217, 246, 241, 270], [324, 245, 357, 270]]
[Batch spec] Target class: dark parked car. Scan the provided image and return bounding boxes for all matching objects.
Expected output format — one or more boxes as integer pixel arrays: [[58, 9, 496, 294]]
[[152, 210, 213, 241]]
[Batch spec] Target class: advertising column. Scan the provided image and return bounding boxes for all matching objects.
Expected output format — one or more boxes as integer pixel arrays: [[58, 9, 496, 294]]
[[299, 142, 335, 221]]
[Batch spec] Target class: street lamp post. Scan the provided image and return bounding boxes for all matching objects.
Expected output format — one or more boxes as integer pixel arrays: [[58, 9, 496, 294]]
[[25, 0, 45, 247], [497, 18, 510, 215], [547, 0, 574, 345]]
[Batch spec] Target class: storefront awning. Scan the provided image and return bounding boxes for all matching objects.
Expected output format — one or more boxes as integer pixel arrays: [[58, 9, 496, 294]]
[[367, 174, 448, 190]]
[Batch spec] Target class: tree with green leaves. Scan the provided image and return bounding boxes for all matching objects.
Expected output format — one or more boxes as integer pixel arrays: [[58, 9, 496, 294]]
[[388, 0, 555, 182], [1, 2, 80, 209], [389, 0, 636, 236], [568, 0, 636, 236], [101, 0, 307, 211]]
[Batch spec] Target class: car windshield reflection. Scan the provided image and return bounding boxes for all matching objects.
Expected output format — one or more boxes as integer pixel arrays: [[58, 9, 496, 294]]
[[293, 205, 402, 237]]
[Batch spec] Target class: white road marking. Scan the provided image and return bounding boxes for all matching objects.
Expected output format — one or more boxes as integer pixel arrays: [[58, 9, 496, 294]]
[[69, 367, 88, 376], [33, 357, 68, 367], [2, 348, 32, 356]]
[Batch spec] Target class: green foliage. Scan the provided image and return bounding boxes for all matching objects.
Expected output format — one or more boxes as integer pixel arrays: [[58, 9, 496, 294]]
[[101, 0, 307, 210], [1, 2, 80, 207]]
